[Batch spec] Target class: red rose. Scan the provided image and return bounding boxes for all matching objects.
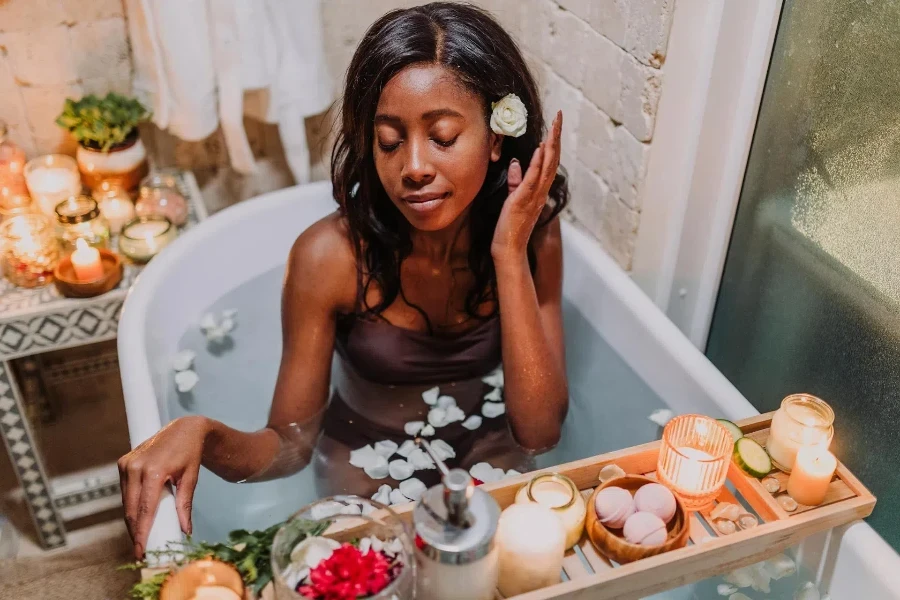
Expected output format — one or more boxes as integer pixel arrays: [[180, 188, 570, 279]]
[[297, 543, 394, 600]]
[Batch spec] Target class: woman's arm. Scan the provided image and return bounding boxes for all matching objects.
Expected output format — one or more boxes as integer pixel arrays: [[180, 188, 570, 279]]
[[491, 112, 568, 451]]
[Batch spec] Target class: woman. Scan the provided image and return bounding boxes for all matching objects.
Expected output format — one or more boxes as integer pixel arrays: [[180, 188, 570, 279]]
[[118, 2, 568, 559]]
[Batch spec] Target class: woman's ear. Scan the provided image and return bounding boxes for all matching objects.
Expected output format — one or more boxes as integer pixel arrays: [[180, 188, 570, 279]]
[[490, 132, 503, 162]]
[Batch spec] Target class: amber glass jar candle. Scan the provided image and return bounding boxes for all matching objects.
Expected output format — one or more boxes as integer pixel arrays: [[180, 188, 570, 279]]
[[1, 214, 61, 288], [0, 121, 28, 198], [657, 415, 732, 511], [54, 196, 110, 252]]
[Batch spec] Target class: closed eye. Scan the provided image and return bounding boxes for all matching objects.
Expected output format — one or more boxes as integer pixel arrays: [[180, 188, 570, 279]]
[[432, 136, 458, 148], [378, 141, 401, 152]]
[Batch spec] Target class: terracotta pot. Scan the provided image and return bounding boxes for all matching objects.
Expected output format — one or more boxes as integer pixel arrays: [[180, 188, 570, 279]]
[[76, 131, 149, 193]]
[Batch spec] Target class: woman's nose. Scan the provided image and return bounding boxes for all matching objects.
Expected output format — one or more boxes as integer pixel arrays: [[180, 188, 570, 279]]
[[401, 139, 435, 184]]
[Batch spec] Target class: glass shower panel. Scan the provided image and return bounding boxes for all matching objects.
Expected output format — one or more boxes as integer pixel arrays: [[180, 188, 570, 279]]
[[706, 0, 900, 549]]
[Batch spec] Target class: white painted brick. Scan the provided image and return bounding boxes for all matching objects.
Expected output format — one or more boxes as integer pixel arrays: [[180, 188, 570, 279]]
[[599, 194, 640, 270], [523, 51, 549, 92], [61, 0, 124, 22], [616, 54, 661, 142], [484, 0, 521, 39], [0, 0, 65, 33], [576, 96, 616, 184], [20, 82, 82, 140], [581, 29, 624, 120], [1, 26, 77, 85], [517, 0, 554, 62], [545, 5, 590, 88], [556, 0, 593, 24], [610, 125, 649, 209], [571, 160, 608, 234], [0, 86, 27, 139], [7, 123, 36, 157], [587, 0, 629, 48], [542, 70, 581, 169], [81, 75, 132, 97], [70, 18, 130, 82], [624, 0, 674, 67]]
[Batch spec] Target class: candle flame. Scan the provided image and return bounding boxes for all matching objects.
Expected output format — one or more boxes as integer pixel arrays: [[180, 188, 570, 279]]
[[75, 238, 89, 252]]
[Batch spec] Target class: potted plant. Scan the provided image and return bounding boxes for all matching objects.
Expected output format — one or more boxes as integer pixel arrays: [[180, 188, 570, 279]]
[[56, 92, 151, 193]]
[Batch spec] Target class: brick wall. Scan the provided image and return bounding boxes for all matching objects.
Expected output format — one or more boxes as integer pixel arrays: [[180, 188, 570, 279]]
[[0, 0, 675, 269]]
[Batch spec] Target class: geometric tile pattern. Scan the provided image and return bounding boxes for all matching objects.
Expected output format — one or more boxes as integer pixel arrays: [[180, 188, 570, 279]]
[[55, 481, 121, 509], [0, 300, 123, 360], [0, 361, 67, 549]]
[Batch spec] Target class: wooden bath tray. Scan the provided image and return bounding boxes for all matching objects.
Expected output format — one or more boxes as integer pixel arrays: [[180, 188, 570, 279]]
[[141, 413, 875, 600]]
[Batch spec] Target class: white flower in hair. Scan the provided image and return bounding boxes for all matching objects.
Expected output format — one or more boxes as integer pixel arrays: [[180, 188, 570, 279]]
[[490, 93, 528, 137]]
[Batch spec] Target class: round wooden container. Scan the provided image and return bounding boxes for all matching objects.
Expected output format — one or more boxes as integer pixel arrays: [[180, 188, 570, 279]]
[[159, 558, 245, 600], [586, 475, 690, 564], [53, 248, 123, 298]]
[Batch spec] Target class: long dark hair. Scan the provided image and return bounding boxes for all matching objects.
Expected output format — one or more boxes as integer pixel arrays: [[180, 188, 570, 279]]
[[331, 2, 568, 328]]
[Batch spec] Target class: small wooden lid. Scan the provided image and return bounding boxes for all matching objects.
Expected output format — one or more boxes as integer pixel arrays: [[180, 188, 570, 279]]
[[53, 248, 123, 298]]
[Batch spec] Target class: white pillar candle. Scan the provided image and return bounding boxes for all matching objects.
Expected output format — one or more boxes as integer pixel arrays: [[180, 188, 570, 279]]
[[70, 238, 103, 281], [24, 156, 81, 217], [787, 447, 837, 506], [98, 196, 135, 234], [496, 503, 566, 596], [674, 446, 712, 491]]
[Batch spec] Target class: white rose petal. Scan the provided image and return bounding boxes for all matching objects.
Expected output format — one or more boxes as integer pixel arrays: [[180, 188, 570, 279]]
[[764, 553, 797, 580], [428, 407, 449, 428], [389, 489, 409, 505], [371, 484, 391, 505], [420, 424, 436, 437], [482, 402, 506, 418], [363, 456, 389, 480], [470, 462, 499, 483], [219, 316, 236, 333], [404, 421, 425, 436], [749, 563, 772, 593], [374, 440, 399, 458], [437, 395, 456, 409], [396, 440, 417, 458], [462, 415, 483, 430], [389, 459, 415, 481], [505, 469, 522, 478], [724, 567, 755, 589], [172, 350, 196, 372], [361, 502, 376, 516], [717, 583, 738, 596], [445, 405, 466, 424], [339, 504, 362, 515], [648, 408, 675, 427], [483, 387, 502, 402], [422, 386, 440, 405], [290, 536, 341, 569], [222, 309, 238, 319], [370, 536, 384, 552], [175, 370, 199, 393], [199, 313, 218, 332], [359, 537, 372, 555], [310, 501, 344, 520], [205, 327, 227, 344], [407, 448, 436, 470], [385, 538, 405, 557], [490, 94, 528, 138], [349, 445, 380, 469], [430, 439, 456, 461], [481, 368, 504, 388], [492, 467, 506, 481], [282, 564, 309, 590], [399, 478, 427, 502]]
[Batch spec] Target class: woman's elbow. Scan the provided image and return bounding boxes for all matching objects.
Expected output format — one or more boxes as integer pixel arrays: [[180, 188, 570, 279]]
[[514, 399, 568, 453]]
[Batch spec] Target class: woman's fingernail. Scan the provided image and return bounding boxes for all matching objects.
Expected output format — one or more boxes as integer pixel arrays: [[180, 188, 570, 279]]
[[511, 158, 519, 167]]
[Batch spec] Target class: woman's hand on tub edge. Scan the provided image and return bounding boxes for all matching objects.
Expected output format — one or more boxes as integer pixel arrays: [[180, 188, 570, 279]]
[[118, 415, 210, 559]]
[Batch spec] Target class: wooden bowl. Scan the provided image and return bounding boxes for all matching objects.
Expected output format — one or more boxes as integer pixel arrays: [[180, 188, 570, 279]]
[[53, 248, 123, 298], [159, 558, 245, 600], [586, 475, 690, 564]]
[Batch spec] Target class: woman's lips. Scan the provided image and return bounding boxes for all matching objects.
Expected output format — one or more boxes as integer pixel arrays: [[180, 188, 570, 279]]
[[403, 192, 448, 214]]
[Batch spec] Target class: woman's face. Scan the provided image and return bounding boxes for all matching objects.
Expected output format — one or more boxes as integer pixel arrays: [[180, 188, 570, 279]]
[[373, 64, 502, 232]]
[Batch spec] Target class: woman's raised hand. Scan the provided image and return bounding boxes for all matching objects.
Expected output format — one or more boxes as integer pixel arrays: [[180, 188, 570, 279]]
[[117, 415, 209, 558], [491, 110, 563, 263]]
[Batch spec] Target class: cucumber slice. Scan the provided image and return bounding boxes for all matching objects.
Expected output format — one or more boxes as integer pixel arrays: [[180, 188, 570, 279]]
[[734, 437, 772, 478], [717, 419, 744, 443]]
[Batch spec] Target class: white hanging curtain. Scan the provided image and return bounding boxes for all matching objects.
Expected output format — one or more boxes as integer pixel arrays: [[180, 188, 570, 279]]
[[125, 0, 333, 183]]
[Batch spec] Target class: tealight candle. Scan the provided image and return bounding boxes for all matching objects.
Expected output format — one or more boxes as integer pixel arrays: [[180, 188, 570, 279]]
[[767, 394, 834, 472], [787, 447, 837, 506], [24, 155, 82, 217], [70, 238, 103, 282], [515, 473, 586, 549], [118, 216, 176, 262], [93, 182, 135, 234], [657, 415, 732, 511], [496, 503, 566, 597]]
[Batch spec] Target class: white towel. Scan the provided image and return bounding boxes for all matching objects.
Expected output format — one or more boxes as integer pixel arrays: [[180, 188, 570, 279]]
[[125, 0, 332, 182]]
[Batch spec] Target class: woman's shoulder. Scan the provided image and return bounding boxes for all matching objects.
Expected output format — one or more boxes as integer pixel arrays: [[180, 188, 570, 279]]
[[286, 211, 358, 313]]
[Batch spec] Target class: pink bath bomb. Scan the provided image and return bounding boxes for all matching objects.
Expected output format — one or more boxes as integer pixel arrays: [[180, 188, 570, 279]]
[[594, 486, 635, 529], [623, 511, 668, 546], [633, 483, 677, 524]]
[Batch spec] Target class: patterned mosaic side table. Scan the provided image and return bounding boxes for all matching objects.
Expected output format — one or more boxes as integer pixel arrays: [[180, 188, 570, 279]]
[[0, 170, 208, 549]]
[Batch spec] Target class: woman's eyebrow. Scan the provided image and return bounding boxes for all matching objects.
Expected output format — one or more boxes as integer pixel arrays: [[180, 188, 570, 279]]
[[374, 108, 464, 125]]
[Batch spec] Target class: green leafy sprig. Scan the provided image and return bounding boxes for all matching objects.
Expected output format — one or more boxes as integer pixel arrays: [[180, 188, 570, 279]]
[[121, 519, 331, 600], [55, 92, 150, 152]]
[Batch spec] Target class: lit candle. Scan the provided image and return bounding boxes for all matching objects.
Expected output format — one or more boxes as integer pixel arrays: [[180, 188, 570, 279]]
[[496, 503, 566, 597], [767, 395, 834, 472], [24, 155, 81, 217], [787, 447, 837, 506], [674, 447, 712, 491], [98, 195, 135, 234], [119, 216, 175, 262], [657, 415, 731, 511], [515, 474, 586, 550], [70, 238, 104, 281]]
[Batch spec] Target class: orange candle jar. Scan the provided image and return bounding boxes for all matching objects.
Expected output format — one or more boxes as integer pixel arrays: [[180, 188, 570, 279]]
[[657, 415, 732, 511]]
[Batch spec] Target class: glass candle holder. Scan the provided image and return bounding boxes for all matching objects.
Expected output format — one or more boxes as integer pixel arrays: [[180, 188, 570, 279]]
[[1, 214, 61, 288], [54, 196, 110, 252], [0, 121, 28, 198], [0, 194, 36, 221], [657, 415, 732, 511], [118, 216, 176, 263], [271, 496, 415, 600], [92, 181, 135, 235], [514, 473, 586, 550], [24, 154, 82, 217], [766, 394, 834, 473], [136, 171, 188, 226]]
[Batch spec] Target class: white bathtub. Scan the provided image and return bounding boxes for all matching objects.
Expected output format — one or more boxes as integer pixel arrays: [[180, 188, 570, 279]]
[[118, 181, 900, 598]]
